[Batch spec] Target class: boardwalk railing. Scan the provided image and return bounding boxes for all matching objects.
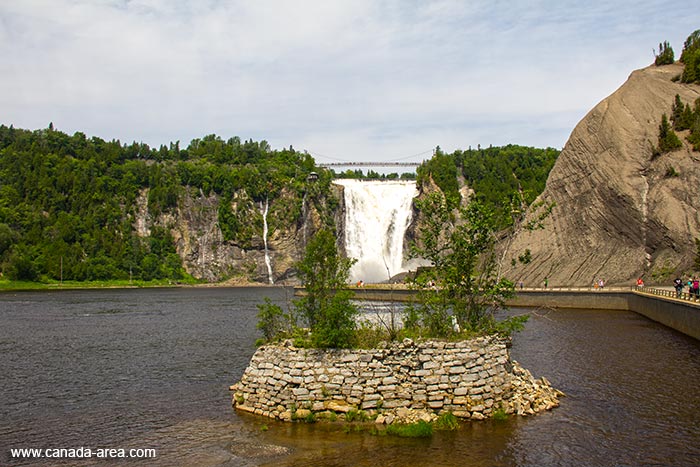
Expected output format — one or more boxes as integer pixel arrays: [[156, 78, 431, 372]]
[[637, 286, 700, 303]]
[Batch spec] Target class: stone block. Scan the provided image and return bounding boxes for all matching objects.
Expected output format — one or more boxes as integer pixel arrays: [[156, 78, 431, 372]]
[[382, 376, 398, 385], [428, 400, 444, 409], [424, 375, 440, 385], [462, 373, 479, 382], [422, 361, 439, 370], [382, 399, 401, 409], [361, 399, 379, 409]]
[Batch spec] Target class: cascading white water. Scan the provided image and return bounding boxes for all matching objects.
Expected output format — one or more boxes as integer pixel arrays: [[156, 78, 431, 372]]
[[334, 179, 417, 283], [260, 198, 274, 284]]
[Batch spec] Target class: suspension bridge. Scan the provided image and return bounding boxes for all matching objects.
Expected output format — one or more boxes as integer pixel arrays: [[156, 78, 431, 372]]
[[311, 148, 433, 169], [316, 161, 422, 167]]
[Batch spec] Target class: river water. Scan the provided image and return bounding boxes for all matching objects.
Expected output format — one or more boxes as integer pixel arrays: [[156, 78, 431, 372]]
[[1, 287, 698, 466]]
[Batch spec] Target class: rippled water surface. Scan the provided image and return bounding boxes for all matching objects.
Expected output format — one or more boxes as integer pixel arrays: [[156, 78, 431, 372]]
[[1, 288, 699, 466]]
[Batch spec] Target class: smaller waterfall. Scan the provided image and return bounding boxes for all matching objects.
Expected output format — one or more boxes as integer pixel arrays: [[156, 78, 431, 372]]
[[335, 179, 417, 283], [260, 198, 274, 284]]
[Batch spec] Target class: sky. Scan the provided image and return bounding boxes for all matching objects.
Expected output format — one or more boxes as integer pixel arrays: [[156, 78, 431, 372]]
[[0, 1, 697, 164]]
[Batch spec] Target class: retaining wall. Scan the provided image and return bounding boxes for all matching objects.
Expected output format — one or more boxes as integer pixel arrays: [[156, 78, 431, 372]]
[[628, 293, 700, 340], [231, 337, 561, 423]]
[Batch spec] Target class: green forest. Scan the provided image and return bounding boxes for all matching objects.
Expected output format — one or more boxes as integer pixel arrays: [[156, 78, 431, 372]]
[[0, 126, 325, 283], [417, 145, 559, 228], [0, 124, 558, 284]]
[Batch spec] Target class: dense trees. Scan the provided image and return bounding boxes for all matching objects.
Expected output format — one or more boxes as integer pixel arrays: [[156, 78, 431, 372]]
[[655, 40, 675, 66], [417, 145, 559, 228], [652, 31, 700, 83], [657, 114, 683, 154], [0, 124, 322, 282], [663, 94, 700, 152], [680, 29, 700, 84]]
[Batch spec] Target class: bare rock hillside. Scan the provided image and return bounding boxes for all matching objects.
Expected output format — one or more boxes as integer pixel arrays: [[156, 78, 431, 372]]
[[502, 63, 700, 287]]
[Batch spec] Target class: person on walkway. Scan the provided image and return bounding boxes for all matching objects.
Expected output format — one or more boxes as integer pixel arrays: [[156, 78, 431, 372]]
[[636, 277, 644, 287], [674, 277, 683, 298], [693, 277, 700, 300], [688, 278, 694, 300], [544, 277, 548, 289]]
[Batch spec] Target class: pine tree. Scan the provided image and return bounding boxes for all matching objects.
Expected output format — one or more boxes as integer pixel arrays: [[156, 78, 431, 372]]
[[658, 114, 683, 153], [680, 30, 700, 84], [655, 40, 675, 66], [671, 94, 684, 128]]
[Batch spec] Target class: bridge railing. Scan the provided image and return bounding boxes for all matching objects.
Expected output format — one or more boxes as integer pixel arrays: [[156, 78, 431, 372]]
[[637, 286, 700, 302]]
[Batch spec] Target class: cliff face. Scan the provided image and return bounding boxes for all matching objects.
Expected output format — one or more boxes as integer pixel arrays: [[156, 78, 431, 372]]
[[135, 185, 337, 284], [503, 63, 700, 286]]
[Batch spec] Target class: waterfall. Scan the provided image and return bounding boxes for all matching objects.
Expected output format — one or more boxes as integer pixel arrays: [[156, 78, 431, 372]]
[[334, 179, 417, 283], [260, 198, 274, 284]]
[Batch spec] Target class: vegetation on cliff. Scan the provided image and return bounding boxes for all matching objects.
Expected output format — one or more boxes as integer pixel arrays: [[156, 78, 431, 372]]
[[417, 145, 559, 227], [0, 125, 327, 282], [656, 114, 684, 155], [680, 29, 700, 84], [654, 40, 675, 66], [656, 30, 700, 83], [655, 94, 700, 156], [671, 94, 700, 151]]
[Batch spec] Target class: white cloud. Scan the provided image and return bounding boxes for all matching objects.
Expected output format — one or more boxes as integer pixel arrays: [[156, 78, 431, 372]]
[[0, 0, 696, 161]]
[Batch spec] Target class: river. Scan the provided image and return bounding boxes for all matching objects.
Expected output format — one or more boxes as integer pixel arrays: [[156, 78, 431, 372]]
[[0, 287, 698, 466]]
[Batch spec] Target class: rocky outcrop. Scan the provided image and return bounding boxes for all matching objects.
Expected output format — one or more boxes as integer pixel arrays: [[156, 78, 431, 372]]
[[133, 185, 338, 283], [230, 337, 562, 423], [503, 63, 700, 286]]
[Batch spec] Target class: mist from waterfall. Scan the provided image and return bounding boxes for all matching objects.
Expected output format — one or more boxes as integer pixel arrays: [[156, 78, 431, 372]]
[[334, 179, 417, 283]]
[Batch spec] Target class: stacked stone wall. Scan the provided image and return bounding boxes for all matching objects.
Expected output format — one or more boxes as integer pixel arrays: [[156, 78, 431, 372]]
[[231, 337, 561, 423]]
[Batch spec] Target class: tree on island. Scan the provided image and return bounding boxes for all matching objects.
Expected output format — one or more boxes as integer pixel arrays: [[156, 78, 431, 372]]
[[257, 228, 358, 349], [256, 192, 527, 348], [406, 191, 525, 338], [295, 229, 358, 348]]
